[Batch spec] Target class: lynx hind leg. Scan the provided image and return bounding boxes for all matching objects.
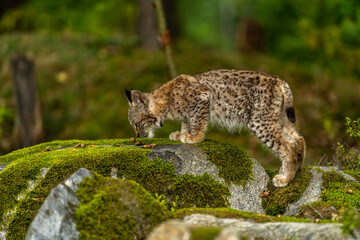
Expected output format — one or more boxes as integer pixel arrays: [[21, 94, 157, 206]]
[[272, 137, 298, 187], [284, 123, 306, 171], [251, 123, 298, 187]]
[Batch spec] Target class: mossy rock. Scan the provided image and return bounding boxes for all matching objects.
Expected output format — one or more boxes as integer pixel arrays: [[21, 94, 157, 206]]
[[0, 138, 254, 239], [299, 167, 360, 220], [75, 173, 172, 240], [261, 166, 360, 218], [3, 137, 358, 239]]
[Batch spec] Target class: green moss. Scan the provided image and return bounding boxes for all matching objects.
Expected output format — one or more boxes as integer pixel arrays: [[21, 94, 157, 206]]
[[171, 173, 230, 208], [319, 170, 360, 209], [196, 139, 253, 186], [262, 167, 312, 215], [1, 138, 230, 239], [75, 173, 171, 240], [175, 208, 310, 223], [300, 169, 360, 220], [0, 138, 181, 164], [344, 169, 360, 183], [190, 227, 222, 240]]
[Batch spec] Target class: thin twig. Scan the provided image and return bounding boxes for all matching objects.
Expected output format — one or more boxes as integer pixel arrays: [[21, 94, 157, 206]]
[[317, 154, 326, 166], [307, 204, 325, 220]]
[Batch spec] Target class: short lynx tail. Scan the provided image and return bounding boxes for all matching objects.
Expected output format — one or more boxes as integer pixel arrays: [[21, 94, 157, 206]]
[[286, 107, 296, 123], [280, 81, 296, 123]]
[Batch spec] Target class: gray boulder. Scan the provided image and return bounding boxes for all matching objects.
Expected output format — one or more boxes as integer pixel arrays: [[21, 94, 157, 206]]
[[284, 166, 358, 216], [148, 214, 353, 240], [0, 164, 8, 173], [147, 144, 269, 214]]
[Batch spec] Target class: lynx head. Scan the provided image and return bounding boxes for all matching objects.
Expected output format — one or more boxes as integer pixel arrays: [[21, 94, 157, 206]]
[[125, 89, 163, 138]]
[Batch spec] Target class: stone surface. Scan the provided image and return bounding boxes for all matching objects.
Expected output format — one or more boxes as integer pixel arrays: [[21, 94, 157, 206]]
[[283, 166, 359, 216], [147, 220, 190, 240], [284, 168, 323, 216], [25, 168, 93, 240], [147, 144, 268, 214], [0, 164, 8, 173], [314, 166, 358, 182], [228, 158, 268, 214], [148, 214, 352, 240]]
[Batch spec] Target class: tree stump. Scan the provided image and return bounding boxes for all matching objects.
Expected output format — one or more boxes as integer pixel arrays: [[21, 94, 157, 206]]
[[137, 0, 160, 49], [10, 53, 43, 148], [237, 18, 265, 54]]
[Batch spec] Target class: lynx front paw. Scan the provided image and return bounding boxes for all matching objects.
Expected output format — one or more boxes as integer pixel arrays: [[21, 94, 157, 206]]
[[272, 174, 291, 187], [169, 131, 181, 141], [179, 133, 203, 144]]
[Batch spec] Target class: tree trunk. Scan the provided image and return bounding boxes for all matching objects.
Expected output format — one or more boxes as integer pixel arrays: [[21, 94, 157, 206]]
[[0, 0, 23, 18], [153, 0, 177, 79], [137, 0, 160, 49], [10, 53, 43, 148], [237, 18, 265, 53]]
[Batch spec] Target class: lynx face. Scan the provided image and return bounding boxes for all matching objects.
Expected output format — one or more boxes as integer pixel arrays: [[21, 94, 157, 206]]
[[126, 90, 162, 138]]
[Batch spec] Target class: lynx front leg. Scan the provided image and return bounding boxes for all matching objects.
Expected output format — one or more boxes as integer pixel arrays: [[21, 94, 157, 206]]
[[180, 89, 210, 144], [180, 118, 208, 143], [169, 122, 189, 141]]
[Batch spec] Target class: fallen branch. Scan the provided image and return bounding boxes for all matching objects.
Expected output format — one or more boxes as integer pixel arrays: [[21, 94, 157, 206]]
[[307, 204, 325, 220]]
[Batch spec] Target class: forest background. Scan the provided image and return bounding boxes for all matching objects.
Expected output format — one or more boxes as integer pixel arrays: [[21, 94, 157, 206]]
[[0, 0, 360, 169]]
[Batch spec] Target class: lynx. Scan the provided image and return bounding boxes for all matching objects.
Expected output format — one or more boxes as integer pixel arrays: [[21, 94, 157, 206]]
[[125, 69, 305, 187]]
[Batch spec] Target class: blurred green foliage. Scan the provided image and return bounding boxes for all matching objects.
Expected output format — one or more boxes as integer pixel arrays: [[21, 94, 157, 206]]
[[336, 118, 360, 170], [0, 0, 360, 167], [0, 0, 136, 36], [2, 0, 360, 74], [341, 208, 360, 238]]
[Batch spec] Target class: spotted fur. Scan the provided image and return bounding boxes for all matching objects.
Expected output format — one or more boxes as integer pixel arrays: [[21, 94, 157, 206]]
[[126, 69, 306, 187]]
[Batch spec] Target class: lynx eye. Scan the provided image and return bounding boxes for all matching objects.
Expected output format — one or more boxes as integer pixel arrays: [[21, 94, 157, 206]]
[[134, 117, 156, 130]]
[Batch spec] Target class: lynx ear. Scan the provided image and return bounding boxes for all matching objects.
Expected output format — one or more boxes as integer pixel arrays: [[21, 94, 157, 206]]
[[125, 89, 147, 105], [125, 89, 132, 104], [132, 90, 147, 105]]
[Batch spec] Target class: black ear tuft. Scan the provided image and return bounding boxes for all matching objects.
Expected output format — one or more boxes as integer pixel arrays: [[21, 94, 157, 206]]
[[125, 89, 132, 103]]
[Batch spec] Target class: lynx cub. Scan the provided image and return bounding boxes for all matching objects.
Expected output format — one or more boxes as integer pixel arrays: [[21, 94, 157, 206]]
[[126, 69, 305, 187]]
